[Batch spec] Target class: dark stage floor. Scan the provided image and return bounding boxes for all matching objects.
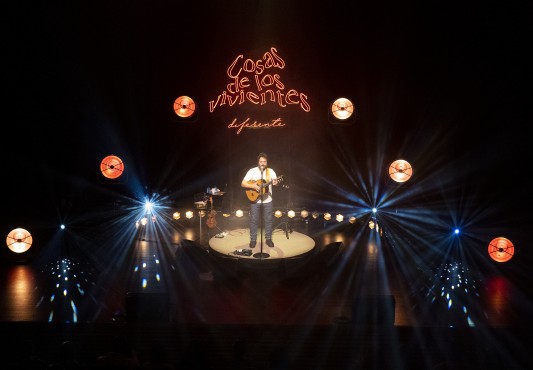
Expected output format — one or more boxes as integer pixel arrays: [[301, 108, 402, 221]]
[[1, 219, 531, 369]]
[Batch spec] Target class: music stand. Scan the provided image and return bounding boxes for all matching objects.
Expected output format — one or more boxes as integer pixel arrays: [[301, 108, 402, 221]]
[[194, 192, 210, 244], [274, 180, 293, 239], [274, 210, 293, 239], [253, 167, 270, 259]]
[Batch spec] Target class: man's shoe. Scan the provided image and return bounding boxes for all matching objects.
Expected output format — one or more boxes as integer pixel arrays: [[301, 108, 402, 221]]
[[249, 241, 256, 248], [266, 239, 274, 248]]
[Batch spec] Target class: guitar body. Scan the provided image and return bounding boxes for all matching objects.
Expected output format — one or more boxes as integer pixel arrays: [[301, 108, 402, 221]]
[[206, 210, 217, 228], [245, 180, 268, 202], [204, 195, 218, 229], [245, 175, 284, 202]]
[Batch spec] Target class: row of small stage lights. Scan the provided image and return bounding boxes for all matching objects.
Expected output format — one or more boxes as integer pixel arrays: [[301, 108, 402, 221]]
[[171, 209, 358, 224]]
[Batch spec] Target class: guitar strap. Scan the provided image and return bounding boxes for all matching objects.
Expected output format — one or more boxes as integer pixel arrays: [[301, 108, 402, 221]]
[[265, 168, 272, 197]]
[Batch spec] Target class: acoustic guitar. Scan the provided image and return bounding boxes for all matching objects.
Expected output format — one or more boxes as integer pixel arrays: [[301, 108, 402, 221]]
[[206, 209, 217, 228], [245, 175, 284, 202], [205, 196, 217, 228]]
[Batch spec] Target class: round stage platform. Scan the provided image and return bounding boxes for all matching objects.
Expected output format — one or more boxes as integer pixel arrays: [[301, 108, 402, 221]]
[[208, 228, 315, 259]]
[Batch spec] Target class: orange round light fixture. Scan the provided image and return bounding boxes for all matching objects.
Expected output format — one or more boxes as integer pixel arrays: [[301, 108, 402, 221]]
[[389, 159, 413, 183], [6, 228, 33, 253], [100, 155, 125, 179], [488, 237, 514, 262], [331, 98, 354, 120], [173, 95, 196, 118]]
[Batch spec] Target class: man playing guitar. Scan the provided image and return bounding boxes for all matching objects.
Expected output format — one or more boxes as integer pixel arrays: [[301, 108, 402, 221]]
[[241, 152, 279, 249]]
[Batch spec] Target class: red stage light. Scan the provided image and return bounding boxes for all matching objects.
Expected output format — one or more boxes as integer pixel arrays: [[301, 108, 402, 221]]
[[100, 155, 125, 179], [488, 237, 514, 262]]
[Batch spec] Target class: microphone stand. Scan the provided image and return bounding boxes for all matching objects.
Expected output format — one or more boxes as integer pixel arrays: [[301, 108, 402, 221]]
[[253, 166, 270, 259]]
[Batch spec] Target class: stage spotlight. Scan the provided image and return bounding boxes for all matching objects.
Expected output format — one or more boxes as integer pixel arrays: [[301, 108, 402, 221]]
[[173, 212, 181, 220], [324, 212, 331, 221], [287, 210, 295, 218], [140, 217, 148, 226], [349, 216, 357, 224], [488, 237, 514, 262], [144, 201, 154, 214], [328, 97, 355, 124], [185, 211, 194, 219], [6, 227, 33, 253], [372, 208, 377, 213], [388, 159, 413, 183], [173, 95, 198, 122], [454, 228, 460, 235], [336, 214, 344, 222], [60, 224, 65, 230], [274, 210, 283, 218], [312, 211, 320, 219], [300, 210, 309, 218], [236, 210, 244, 218]]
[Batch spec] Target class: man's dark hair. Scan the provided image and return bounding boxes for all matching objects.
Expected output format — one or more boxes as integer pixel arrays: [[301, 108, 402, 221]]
[[257, 152, 268, 160]]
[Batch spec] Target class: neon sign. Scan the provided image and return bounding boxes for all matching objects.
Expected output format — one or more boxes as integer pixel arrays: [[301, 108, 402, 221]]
[[228, 117, 285, 134], [208, 47, 310, 134]]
